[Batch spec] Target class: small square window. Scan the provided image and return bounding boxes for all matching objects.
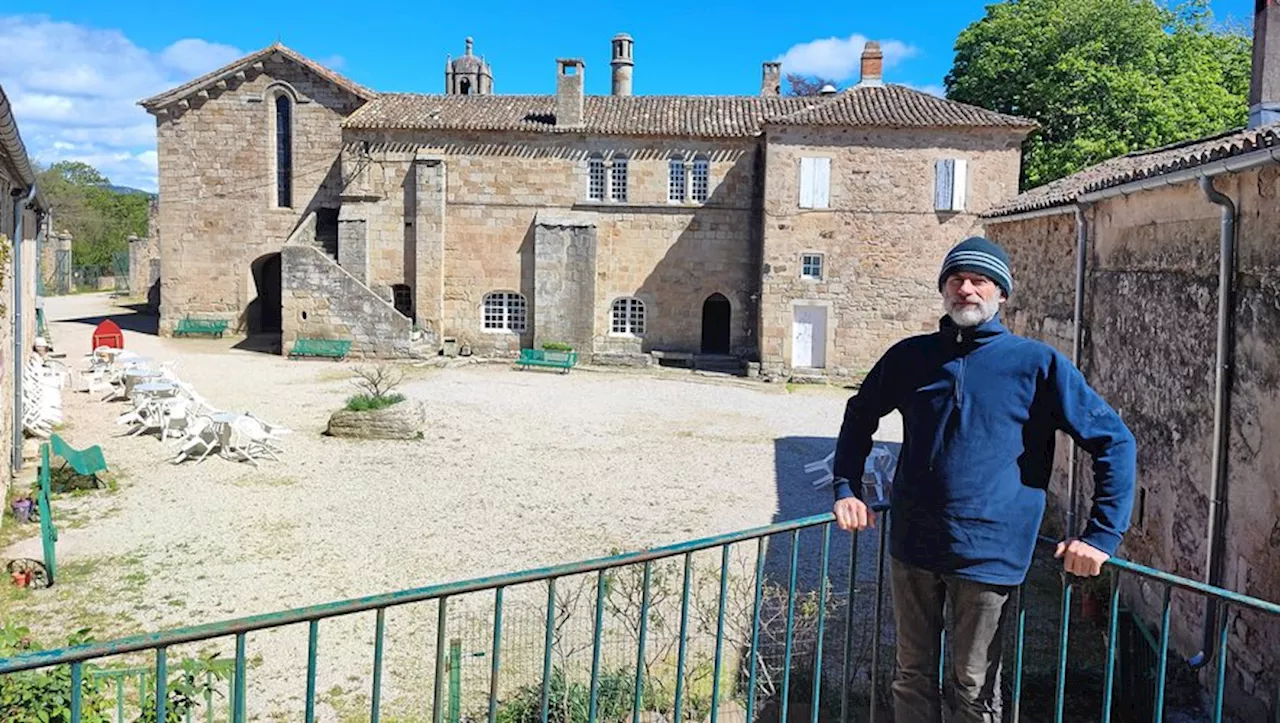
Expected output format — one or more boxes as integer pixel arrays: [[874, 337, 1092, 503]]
[[801, 254, 823, 280]]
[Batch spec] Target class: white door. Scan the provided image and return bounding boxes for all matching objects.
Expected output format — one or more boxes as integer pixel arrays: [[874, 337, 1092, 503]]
[[792, 306, 826, 368]]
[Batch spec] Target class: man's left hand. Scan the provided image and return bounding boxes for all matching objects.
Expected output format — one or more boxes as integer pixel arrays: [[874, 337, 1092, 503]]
[[1054, 538, 1109, 577]]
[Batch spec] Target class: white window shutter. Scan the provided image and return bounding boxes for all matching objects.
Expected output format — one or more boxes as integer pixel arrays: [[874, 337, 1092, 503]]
[[951, 159, 968, 211], [935, 159, 954, 210], [799, 157, 815, 208], [813, 158, 831, 209]]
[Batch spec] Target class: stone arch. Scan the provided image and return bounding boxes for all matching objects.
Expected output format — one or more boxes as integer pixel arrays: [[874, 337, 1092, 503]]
[[701, 293, 731, 354], [249, 252, 283, 333]]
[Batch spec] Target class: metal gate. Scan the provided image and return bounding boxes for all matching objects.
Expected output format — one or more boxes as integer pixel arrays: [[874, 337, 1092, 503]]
[[51, 249, 70, 296], [111, 251, 130, 296]]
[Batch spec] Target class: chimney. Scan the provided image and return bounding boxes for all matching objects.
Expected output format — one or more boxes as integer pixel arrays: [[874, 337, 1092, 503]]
[[857, 41, 883, 87], [611, 33, 634, 96], [761, 61, 782, 97], [1249, 0, 1280, 128], [556, 59, 585, 127]]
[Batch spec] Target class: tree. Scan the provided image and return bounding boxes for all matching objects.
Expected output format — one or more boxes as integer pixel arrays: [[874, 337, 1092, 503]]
[[945, 0, 1251, 188], [36, 161, 148, 272], [785, 73, 842, 96]]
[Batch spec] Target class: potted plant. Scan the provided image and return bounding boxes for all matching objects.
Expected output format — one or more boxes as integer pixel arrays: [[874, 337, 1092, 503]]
[[325, 364, 425, 440], [9, 495, 33, 524]]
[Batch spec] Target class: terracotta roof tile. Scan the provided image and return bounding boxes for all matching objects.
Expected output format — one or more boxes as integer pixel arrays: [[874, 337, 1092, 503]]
[[342, 85, 1036, 137], [984, 124, 1280, 218], [764, 85, 1035, 129]]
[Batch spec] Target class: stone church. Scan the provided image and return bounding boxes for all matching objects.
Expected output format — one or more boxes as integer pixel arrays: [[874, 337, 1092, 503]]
[[141, 35, 1034, 377]]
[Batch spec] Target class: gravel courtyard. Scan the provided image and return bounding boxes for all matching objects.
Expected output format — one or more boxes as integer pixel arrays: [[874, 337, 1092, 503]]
[[4, 293, 902, 721]]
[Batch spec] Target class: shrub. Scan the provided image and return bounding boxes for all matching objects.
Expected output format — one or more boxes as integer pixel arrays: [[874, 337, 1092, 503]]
[[541, 341, 574, 352], [344, 392, 406, 412]]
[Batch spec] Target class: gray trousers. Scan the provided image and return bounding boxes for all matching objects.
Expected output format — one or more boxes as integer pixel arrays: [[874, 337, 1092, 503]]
[[890, 557, 1014, 723]]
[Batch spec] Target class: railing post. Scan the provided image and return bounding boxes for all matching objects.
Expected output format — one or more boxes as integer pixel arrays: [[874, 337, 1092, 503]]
[[449, 638, 462, 723]]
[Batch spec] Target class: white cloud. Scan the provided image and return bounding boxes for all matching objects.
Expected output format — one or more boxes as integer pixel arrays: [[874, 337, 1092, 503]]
[[0, 14, 246, 192], [775, 34, 918, 82], [318, 54, 346, 71], [905, 83, 947, 98]]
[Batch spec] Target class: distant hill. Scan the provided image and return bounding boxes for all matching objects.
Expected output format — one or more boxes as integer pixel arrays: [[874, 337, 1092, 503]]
[[107, 184, 155, 197]]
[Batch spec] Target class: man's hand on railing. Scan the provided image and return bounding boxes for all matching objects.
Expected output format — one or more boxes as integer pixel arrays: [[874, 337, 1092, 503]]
[[833, 497, 876, 532], [1054, 537, 1109, 577]]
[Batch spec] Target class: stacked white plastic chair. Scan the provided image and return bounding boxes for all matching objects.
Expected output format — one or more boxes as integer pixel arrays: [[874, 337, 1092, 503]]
[[22, 358, 66, 438]]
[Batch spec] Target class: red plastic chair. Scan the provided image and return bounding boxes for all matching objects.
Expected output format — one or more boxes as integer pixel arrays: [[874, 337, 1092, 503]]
[[91, 319, 124, 351]]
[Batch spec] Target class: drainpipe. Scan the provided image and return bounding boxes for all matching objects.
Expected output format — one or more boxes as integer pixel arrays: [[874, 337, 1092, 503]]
[[1065, 202, 1091, 537], [11, 183, 37, 472], [1188, 175, 1237, 669]]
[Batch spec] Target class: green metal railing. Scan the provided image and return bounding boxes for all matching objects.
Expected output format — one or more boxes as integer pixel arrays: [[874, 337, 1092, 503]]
[[1, 512, 1277, 722]]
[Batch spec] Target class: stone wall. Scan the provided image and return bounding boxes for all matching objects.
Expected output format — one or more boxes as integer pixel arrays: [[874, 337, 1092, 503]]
[[984, 164, 1280, 720], [339, 131, 761, 357], [759, 126, 1025, 378], [127, 232, 160, 309], [153, 54, 365, 335], [280, 245, 413, 358], [533, 214, 597, 351], [0, 180, 41, 480]]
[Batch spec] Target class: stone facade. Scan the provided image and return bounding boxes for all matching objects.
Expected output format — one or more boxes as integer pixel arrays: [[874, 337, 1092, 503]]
[[144, 42, 1030, 370], [150, 49, 367, 336], [985, 165, 1280, 720], [758, 126, 1024, 377]]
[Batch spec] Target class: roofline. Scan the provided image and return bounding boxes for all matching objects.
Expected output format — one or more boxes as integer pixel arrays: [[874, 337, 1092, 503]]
[[139, 42, 376, 112], [984, 144, 1280, 221], [0, 85, 48, 212]]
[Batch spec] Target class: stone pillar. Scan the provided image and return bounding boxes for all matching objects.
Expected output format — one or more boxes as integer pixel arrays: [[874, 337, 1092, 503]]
[[533, 214, 597, 352], [337, 219, 369, 284], [414, 158, 446, 346]]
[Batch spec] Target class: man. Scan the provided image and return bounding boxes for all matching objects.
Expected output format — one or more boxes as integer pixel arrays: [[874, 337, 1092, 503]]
[[830, 236, 1136, 722]]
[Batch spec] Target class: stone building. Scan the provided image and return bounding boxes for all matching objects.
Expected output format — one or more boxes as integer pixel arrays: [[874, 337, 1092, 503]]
[[981, 3, 1280, 716], [141, 37, 1033, 376], [1, 83, 47, 477]]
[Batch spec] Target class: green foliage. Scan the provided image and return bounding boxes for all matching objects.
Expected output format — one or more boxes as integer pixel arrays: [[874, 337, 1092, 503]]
[[0, 624, 112, 722], [36, 161, 150, 273], [345, 392, 406, 412], [131, 656, 232, 723], [540, 341, 574, 352], [494, 667, 636, 723], [945, 0, 1251, 188]]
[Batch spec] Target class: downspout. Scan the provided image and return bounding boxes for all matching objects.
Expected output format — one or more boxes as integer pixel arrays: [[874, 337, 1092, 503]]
[[11, 183, 37, 473], [1066, 202, 1091, 537], [1188, 174, 1237, 669]]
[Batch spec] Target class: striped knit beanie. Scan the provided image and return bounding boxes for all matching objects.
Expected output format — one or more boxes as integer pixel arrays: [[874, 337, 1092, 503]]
[[938, 236, 1013, 297]]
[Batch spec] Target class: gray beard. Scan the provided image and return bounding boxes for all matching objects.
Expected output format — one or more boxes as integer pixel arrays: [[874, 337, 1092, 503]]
[[944, 296, 1000, 327]]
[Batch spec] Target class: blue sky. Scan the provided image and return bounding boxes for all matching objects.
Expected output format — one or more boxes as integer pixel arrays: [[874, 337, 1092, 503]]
[[0, 0, 1256, 192]]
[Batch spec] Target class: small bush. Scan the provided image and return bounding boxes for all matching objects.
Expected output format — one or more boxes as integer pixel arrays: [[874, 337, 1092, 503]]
[[541, 341, 574, 352], [344, 393, 405, 412]]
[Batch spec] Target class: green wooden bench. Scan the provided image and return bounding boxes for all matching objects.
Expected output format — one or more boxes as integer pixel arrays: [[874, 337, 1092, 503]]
[[289, 338, 352, 361], [174, 316, 229, 338], [36, 442, 59, 586], [50, 433, 108, 487], [516, 348, 578, 373]]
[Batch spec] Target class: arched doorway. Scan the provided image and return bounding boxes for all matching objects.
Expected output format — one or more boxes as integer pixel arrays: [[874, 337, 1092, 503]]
[[250, 253, 282, 333], [701, 293, 731, 354]]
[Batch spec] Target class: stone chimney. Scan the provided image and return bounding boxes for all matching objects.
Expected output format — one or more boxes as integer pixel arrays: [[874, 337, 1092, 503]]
[[611, 33, 634, 96], [857, 41, 884, 87], [761, 61, 782, 96], [1249, 0, 1280, 128], [556, 59, 585, 127]]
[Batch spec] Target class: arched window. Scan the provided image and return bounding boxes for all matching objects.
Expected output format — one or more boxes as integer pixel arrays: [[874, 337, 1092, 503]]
[[691, 155, 710, 203], [482, 291, 528, 332], [460, 78, 471, 95], [275, 94, 293, 208], [611, 297, 645, 336], [610, 154, 629, 202], [668, 155, 686, 203], [587, 154, 606, 201]]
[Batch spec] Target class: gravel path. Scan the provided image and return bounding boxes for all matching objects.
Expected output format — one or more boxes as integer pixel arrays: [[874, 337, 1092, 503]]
[[4, 293, 902, 721]]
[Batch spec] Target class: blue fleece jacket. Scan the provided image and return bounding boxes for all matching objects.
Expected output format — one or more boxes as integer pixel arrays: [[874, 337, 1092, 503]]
[[832, 313, 1137, 585]]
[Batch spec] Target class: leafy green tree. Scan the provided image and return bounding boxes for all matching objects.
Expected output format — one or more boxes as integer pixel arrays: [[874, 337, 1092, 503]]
[[945, 0, 1251, 188], [37, 161, 149, 273]]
